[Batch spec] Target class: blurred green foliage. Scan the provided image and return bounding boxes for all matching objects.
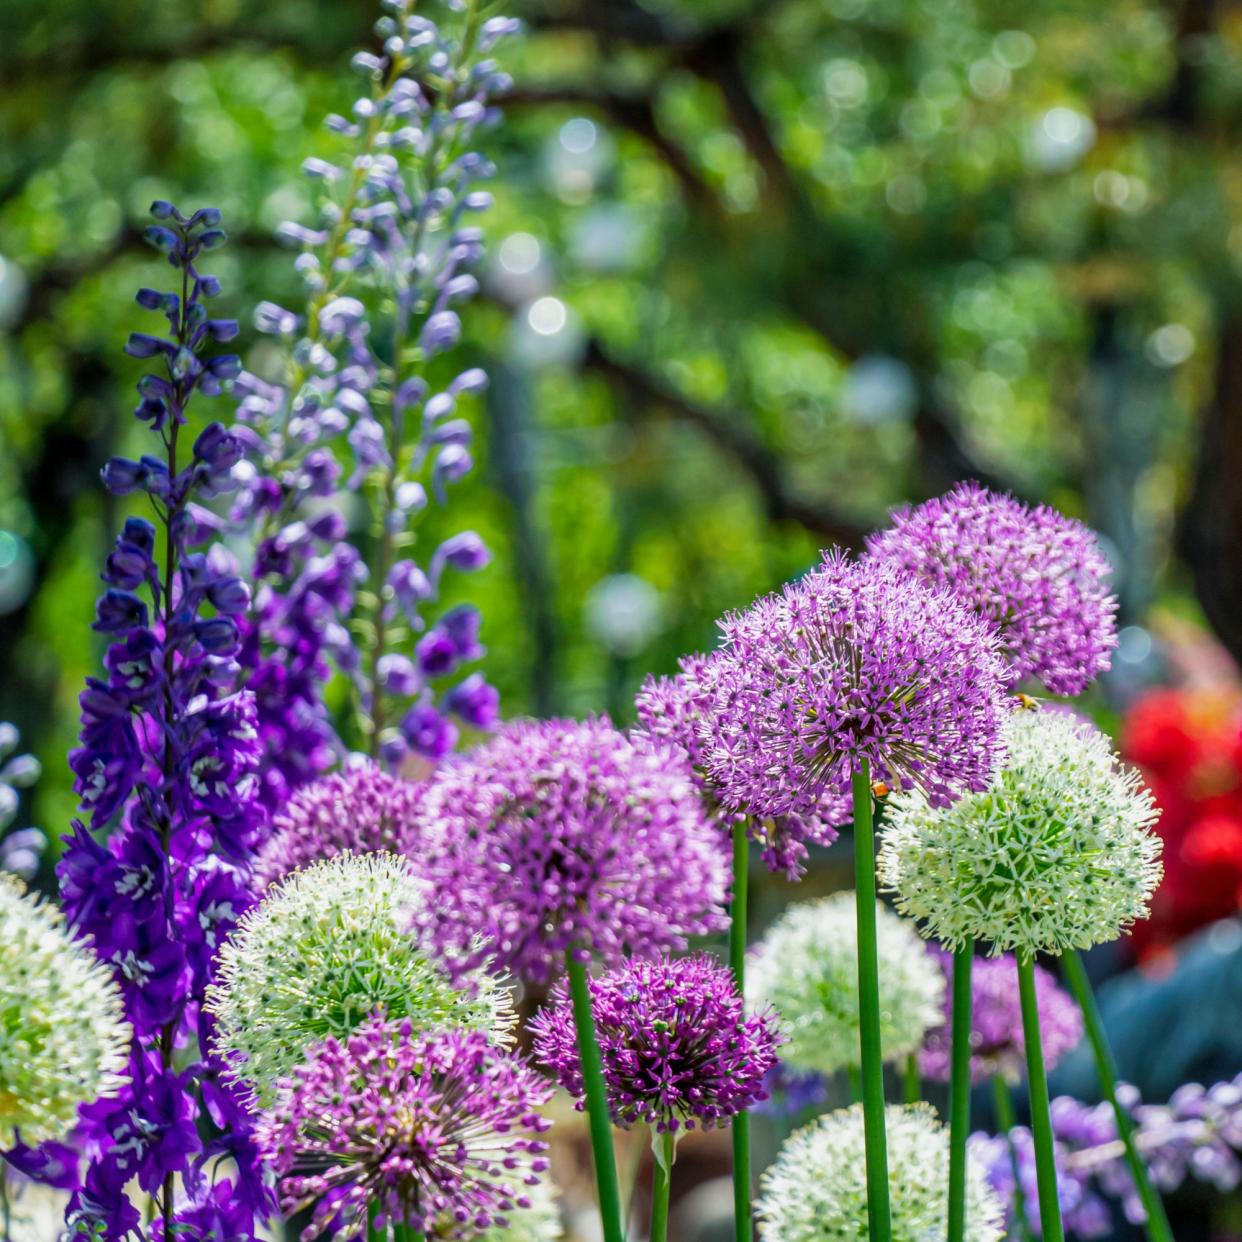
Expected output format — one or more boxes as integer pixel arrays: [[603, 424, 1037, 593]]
[[2, 0, 1239, 848]]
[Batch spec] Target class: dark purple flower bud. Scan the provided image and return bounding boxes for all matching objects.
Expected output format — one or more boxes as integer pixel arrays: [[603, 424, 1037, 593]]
[[124, 332, 170, 359], [309, 510, 347, 542], [431, 531, 490, 578], [443, 673, 500, 730], [150, 200, 176, 220], [198, 228, 227, 251], [395, 378, 428, 413], [104, 545, 151, 591], [101, 457, 144, 495], [433, 445, 473, 501], [208, 576, 251, 615], [135, 397, 168, 427], [189, 207, 222, 228], [135, 288, 170, 311], [194, 423, 242, 471], [93, 589, 149, 633], [300, 449, 342, 497], [255, 301, 299, 336], [415, 629, 458, 677], [207, 319, 240, 342], [440, 605, 484, 661], [206, 354, 242, 381], [400, 703, 459, 761], [319, 296, 366, 336], [198, 274, 223, 298], [389, 560, 432, 613], [122, 517, 157, 558], [143, 226, 180, 255], [195, 617, 240, 654], [378, 654, 421, 696], [420, 310, 461, 355]]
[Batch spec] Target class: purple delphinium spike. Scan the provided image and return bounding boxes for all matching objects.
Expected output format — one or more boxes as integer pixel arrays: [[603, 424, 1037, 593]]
[[699, 551, 1010, 819], [920, 949, 1084, 1086], [866, 481, 1118, 696], [417, 717, 729, 987], [256, 1017, 552, 1240], [634, 652, 845, 879], [55, 204, 271, 1235], [231, 2, 517, 781], [531, 953, 780, 1134]]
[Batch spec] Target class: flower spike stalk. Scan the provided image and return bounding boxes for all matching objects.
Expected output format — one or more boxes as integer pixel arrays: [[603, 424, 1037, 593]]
[[1017, 953, 1065, 1242], [1062, 950, 1174, 1242], [853, 760, 892, 1241], [948, 944, 973, 1242], [730, 816, 753, 1242]]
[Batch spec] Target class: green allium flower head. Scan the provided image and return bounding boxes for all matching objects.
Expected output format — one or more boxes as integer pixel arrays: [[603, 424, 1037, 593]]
[[757, 1103, 1005, 1242], [207, 852, 514, 1104], [878, 707, 1163, 955], [0, 873, 130, 1147], [746, 892, 943, 1076]]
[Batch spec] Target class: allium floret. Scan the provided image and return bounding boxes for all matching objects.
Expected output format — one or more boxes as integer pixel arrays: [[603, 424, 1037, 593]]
[[919, 949, 1083, 1084], [251, 759, 425, 888], [634, 653, 844, 879], [879, 708, 1163, 955], [747, 891, 944, 1075], [866, 481, 1118, 695], [700, 551, 1009, 819], [418, 718, 729, 986], [257, 1017, 552, 1241], [1, 874, 131, 1146], [531, 953, 780, 1133], [757, 1103, 1005, 1242], [207, 852, 513, 1103]]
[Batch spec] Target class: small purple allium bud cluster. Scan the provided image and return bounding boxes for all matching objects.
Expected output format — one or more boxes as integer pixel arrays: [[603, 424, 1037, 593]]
[[866, 481, 1118, 695], [634, 653, 844, 879], [919, 949, 1083, 1086], [251, 758, 425, 889], [54, 204, 272, 1237], [699, 550, 1010, 818], [417, 717, 730, 987], [531, 953, 780, 1133], [231, 0, 516, 782], [257, 1017, 552, 1241]]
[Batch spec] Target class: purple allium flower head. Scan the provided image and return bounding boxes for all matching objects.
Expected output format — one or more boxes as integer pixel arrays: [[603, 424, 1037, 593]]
[[700, 552, 1009, 818], [866, 482, 1118, 695], [919, 949, 1083, 1085], [419, 718, 729, 986], [257, 1018, 552, 1240], [251, 760, 426, 889], [532, 953, 779, 1134], [634, 652, 845, 879]]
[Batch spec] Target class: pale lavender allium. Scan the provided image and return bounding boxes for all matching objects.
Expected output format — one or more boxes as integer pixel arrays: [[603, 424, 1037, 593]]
[[920, 950, 1083, 1085], [250, 760, 426, 889], [634, 653, 844, 879], [866, 481, 1118, 695], [531, 953, 780, 1133], [257, 1018, 552, 1240], [700, 552, 1009, 819], [418, 718, 729, 986]]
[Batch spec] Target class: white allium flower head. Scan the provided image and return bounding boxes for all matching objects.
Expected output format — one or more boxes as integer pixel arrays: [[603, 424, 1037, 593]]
[[757, 1103, 1005, 1242], [206, 852, 514, 1104], [746, 891, 944, 1075], [0, 874, 130, 1147], [878, 707, 1163, 955]]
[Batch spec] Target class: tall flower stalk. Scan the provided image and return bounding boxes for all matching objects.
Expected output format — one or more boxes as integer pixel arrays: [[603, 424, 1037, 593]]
[[729, 817, 752, 1242], [58, 204, 270, 1237], [948, 944, 973, 1242], [1017, 953, 1064, 1242]]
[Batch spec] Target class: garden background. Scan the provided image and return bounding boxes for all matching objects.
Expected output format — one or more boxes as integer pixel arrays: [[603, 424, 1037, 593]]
[[5, 0, 1242, 1238]]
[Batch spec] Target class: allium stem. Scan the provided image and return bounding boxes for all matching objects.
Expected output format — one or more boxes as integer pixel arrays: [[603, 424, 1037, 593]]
[[991, 1073, 1035, 1242], [852, 759, 892, 1241], [847, 1065, 861, 1104], [650, 1130, 675, 1242], [566, 949, 626, 1242], [729, 816, 753, 1242], [903, 1053, 920, 1105], [1063, 950, 1174, 1242], [1017, 952, 1064, 1242], [948, 943, 973, 1242], [368, 1201, 384, 1240]]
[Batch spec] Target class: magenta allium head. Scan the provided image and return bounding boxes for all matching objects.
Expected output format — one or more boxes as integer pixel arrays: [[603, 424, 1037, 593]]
[[866, 482, 1118, 695], [251, 761, 424, 889], [635, 654, 844, 879], [531, 953, 780, 1133], [701, 552, 1009, 818], [257, 1018, 552, 1240], [920, 949, 1083, 1085], [418, 718, 729, 987]]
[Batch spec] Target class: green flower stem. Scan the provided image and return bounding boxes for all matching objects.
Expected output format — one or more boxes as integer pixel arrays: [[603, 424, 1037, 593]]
[[368, 1202, 385, 1240], [853, 759, 892, 1242], [1017, 952, 1064, 1242], [1063, 950, 1174, 1242], [847, 1065, 861, 1104], [651, 1130, 676, 1242], [903, 1053, 921, 1105], [992, 1074, 1035, 1242], [566, 948, 626, 1242], [395, 1228, 424, 1242], [729, 816, 753, 1242], [948, 943, 973, 1242]]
